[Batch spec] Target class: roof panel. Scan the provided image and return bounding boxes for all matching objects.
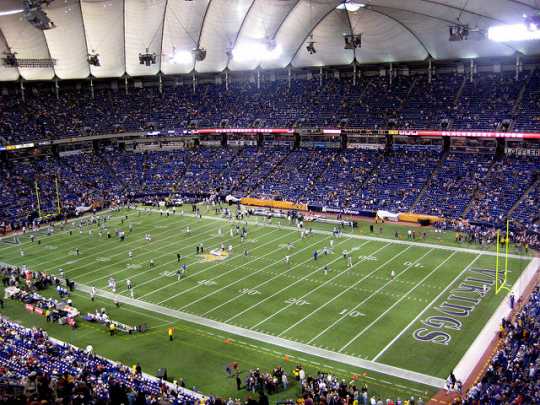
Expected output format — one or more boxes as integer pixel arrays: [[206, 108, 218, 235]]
[[228, 0, 298, 71], [292, 9, 354, 68], [195, 0, 253, 73], [161, 0, 209, 75], [43, 0, 89, 79], [81, 0, 125, 78], [0, 13, 54, 80], [125, 0, 166, 77]]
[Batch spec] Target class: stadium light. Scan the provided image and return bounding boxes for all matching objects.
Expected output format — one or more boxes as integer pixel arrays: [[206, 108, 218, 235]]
[[488, 23, 540, 42], [336, 1, 366, 12], [232, 41, 282, 63], [171, 50, 193, 64], [0, 9, 24, 16]]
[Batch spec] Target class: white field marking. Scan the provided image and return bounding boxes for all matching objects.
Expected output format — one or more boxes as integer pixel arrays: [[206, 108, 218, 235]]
[[0, 207, 114, 250], [188, 235, 343, 314], [200, 238, 364, 317], [67, 282, 431, 395], [338, 251, 457, 352], [372, 254, 482, 362], [137, 207, 531, 261], [8, 210, 162, 268], [153, 229, 301, 304], [72, 217, 221, 281], [227, 242, 397, 325], [85, 220, 260, 286], [34, 214, 201, 274], [304, 249, 433, 344], [285, 247, 435, 341], [73, 281, 447, 388], [138, 228, 293, 301], [121, 226, 284, 292], [248, 244, 408, 329]]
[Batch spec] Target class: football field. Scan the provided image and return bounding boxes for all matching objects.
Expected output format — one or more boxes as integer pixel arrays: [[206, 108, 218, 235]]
[[0, 207, 532, 392]]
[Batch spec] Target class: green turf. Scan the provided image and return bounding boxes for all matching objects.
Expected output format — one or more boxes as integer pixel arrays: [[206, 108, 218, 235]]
[[0, 206, 532, 400]]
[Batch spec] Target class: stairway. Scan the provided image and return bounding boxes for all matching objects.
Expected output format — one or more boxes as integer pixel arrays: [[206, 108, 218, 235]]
[[508, 175, 540, 217], [461, 158, 498, 218], [410, 150, 449, 211], [245, 148, 293, 195], [453, 76, 467, 105], [512, 67, 535, 116]]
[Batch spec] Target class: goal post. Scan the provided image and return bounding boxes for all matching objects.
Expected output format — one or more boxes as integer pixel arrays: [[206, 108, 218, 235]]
[[495, 219, 511, 294], [34, 175, 62, 220]]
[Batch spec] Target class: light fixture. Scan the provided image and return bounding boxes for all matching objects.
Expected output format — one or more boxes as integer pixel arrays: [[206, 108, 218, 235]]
[[192, 48, 206, 62], [306, 41, 317, 55], [336, 1, 366, 12], [344, 34, 362, 49], [171, 50, 193, 65], [488, 23, 540, 42], [0, 9, 24, 16], [449, 25, 469, 41], [23, 0, 55, 30], [139, 48, 157, 66], [232, 41, 282, 62], [88, 51, 100, 66]]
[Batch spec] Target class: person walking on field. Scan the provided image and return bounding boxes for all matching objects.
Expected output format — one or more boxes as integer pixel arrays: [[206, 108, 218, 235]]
[[168, 326, 174, 341]]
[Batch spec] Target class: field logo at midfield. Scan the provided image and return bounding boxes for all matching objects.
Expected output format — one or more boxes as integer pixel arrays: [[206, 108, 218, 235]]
[[201, 249, 229, 262]]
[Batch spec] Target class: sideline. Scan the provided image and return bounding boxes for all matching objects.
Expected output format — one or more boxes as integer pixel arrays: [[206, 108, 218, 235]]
[[136, 207, 532, 261], [75, 282, 446, 389]]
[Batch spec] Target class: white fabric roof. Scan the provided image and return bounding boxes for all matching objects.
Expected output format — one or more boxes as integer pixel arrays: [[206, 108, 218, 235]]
[[0, 0, 539, 81]]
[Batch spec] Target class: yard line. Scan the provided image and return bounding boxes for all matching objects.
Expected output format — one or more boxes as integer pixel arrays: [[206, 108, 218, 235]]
[[284, 248, 434, 341], [41, 215, 204, 274], [142, 208, 530, 261], [84, 219, 246, 285], [5, 213, 174, 270], [73, 281, 447, 389], [249, 244, 410, 329], [338, 251, 457, 352], [68, 217, 220, 281], [188, 236, 346, 314], [227, 243, 398, 325], [112, 226, 282, 292], [138, 228, 292, 301], [372, 254, 483, 362]]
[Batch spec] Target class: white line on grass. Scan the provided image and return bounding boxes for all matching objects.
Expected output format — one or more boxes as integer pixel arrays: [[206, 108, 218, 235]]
[[138, 208, 530, 260], [73, 282, 447, 389], [284, 248, 435, 341], [136, 228, 294, 301], [338, 251, 457, 352], [68, 217, 221, 281], [86, 222, 275, 286], [189, 236, 351, 314], [0, 213, 173, 273], [371, 254, 482, 362], [39, 215, 206, 275], [227, 243, 400, 325]]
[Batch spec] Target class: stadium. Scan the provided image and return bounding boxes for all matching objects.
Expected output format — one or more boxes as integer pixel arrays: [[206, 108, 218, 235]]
[[0, 0, 540, 404]]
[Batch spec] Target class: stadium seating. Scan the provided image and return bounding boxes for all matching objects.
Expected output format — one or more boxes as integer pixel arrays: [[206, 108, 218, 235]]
[[464, 286, 540, 404], [3, 71, 540, 144], [0, 316, 198, 404]]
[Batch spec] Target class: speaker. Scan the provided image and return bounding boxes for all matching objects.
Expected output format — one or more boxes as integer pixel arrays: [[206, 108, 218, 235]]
[[156, 368, 167, 380]]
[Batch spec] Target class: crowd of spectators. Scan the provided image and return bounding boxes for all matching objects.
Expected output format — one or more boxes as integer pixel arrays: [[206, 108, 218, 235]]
[[0, 146, 538, 250], [463, 286, 540, 404], [0, 317, 200, 404], [3, 70, 540, 144]]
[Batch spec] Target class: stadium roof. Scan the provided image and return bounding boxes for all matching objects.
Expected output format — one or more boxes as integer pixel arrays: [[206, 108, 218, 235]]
[[0, 0, 540, 81]]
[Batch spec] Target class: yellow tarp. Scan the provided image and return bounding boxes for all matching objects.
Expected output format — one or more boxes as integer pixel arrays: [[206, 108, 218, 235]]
[[240, 198, 307, 211]]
